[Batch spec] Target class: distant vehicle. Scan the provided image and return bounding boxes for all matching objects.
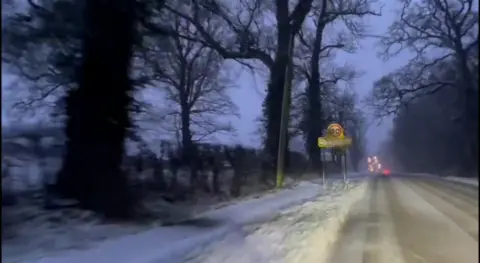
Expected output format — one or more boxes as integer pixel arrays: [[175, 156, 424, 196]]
[[368, 164, 379, 173], [367, 155, 383, 174]]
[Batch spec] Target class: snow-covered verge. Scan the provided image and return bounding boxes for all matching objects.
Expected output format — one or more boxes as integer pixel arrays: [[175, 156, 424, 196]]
[[2, 176, 366, 263], [402, 173, 438, 178], [409, 172, 479, 187], [443, 176, 478, 187], [400, 173, 479, 187], [184, 180, 368, 263]]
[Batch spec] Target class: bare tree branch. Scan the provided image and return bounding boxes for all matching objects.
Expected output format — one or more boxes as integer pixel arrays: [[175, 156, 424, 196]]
[[140, 13, 238, 147], [369, 0, 478, 118]]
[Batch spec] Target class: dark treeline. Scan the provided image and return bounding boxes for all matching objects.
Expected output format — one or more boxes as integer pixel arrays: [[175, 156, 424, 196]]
[[2, 0, 374, 219], [367, 0, 478, 176]]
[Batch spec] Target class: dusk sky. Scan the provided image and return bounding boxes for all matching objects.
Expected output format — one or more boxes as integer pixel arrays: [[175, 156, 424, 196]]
[[1, 0, 411, 154], [211, 0, 410, 153]]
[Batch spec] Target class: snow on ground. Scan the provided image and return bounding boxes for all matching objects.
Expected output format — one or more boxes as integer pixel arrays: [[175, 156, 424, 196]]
[[2, 206, 157, 262], [2, 174, 366, 263], [443, 176, 479, 187], [184, 180, 368, 263], [398, 173, 478, 187]]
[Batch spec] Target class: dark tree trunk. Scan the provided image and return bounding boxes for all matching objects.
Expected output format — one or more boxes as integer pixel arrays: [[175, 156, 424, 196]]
[[55, 89, 83, 199], [453, 40, 479, 173], [305, 0, 330, 173], [153, 159, 166, 190], [208, 155, 221, 194], [225, 147, 244, 197], [168, 152, 180, 190], [180, 102, 193, 161], [56, 0, 137, 219], [230, 169, 242, 197], [459, 64, 478, 172], [180, 101, 199, 188], [306, 23, 327, 173], [212, 168, 220, 194]]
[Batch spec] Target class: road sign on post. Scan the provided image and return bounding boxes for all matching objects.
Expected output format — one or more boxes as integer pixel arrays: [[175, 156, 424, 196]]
[[317, 123, 352, 148], [317, 123, 352, 185], [320, 148, 326, 188]]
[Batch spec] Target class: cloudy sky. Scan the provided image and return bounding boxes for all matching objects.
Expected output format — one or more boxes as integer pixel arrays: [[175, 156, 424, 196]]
[[1, 0, 410, 154]]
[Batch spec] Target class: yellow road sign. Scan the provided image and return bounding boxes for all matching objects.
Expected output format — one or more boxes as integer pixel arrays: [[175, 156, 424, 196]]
[[318, 137, 329, 148], [318, 136, 352, 148], [327, 123, 345, 139], [318, 123, 353, 148]]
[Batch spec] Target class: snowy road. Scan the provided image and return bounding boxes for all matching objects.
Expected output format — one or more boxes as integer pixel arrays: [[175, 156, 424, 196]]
[[328, 176, 479, 263], [3, 175, 366, 263], [5, 174, 477, 263]]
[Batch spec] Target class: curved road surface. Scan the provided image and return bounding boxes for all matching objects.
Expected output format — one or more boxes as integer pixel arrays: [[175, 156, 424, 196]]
[[328, 175, 478, 263]]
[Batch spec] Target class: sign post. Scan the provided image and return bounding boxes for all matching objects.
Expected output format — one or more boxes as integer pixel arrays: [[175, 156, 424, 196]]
[[318, 123, 352, 186], [321, 148, 326, 188], [343, 149, 347, 184]]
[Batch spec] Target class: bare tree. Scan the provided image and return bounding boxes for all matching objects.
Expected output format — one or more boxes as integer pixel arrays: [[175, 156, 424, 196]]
[[2, 0, 154, 121], [139, 14, 238, 189], [333, 90, 367, 172], [1, 0, 83, 116], [369, 0, 478, 116], [378, 59, 478, 174], [143, 15, 238, 148], [143, 0, 314, 180], [366, 0, 478, 174], [383, 87, 472, 174], [294, 0, 379, 170], [52, 0, 139, 218]]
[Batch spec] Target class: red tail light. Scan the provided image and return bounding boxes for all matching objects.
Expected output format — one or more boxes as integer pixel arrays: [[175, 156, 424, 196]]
[[383, 169, 391, 175]]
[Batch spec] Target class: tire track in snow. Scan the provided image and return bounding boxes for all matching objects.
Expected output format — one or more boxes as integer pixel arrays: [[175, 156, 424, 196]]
[[387, 179, 478, 263], [328, 178, 391, 263], [403, 179, 478, 241], [362, 178, 381, 263], [414, 180, 478, 218]]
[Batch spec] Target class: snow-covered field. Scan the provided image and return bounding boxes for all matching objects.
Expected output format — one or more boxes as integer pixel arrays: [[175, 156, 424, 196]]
[[185, 180, 367, 263], [2, 175, 367, 263]]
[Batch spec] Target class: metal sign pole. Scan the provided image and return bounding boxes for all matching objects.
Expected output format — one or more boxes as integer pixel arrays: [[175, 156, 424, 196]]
[[343, 150, 347, 184], [318, 122, 352, 188], [321, 149, 326, 188]]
